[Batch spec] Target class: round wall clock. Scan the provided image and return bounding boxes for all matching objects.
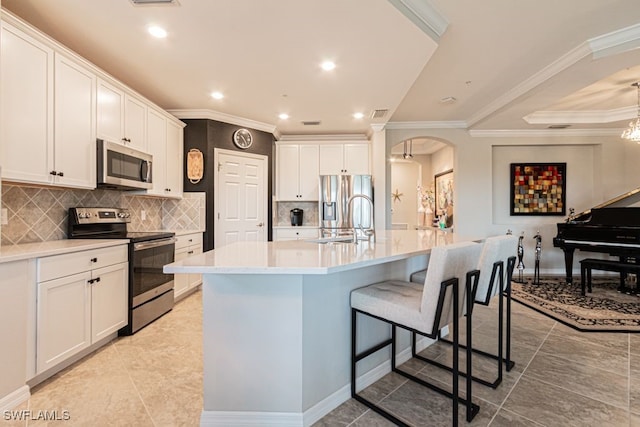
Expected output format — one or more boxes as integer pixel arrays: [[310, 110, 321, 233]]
[[232, 128, 253, 149]]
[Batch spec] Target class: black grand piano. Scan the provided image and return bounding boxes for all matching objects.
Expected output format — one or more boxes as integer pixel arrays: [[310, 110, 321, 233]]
[[553, 187, 640, 284]]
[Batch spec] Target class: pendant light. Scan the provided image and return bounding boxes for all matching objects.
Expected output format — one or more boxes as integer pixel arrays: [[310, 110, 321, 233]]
[[621, 82, 640, 143]]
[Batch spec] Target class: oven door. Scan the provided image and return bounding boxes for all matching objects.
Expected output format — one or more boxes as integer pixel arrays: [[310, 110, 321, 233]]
[[131, 237, 175, 307]]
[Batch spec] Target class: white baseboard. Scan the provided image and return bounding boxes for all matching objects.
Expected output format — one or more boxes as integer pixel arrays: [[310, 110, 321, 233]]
[[200, 335, 436, 427], [0, 385, 30, 412]]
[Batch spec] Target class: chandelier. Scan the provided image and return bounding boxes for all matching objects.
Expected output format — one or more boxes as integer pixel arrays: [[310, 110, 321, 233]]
[[621, 82, 640, 142]]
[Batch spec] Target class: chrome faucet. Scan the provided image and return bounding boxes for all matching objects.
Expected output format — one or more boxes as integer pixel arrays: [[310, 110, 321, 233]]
[[347, 194, 375, 244]]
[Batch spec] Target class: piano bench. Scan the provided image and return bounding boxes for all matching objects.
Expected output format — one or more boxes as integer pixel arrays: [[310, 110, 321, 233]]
[[579, 258, 640, 296]]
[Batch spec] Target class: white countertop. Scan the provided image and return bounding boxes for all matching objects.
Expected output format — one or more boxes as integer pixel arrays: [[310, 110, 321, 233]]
[[0, 239, 129, 264], [164, 229, 475, 275]]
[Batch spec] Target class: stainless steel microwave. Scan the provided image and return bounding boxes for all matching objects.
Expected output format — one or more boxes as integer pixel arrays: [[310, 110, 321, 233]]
[[97, 139, 153, 190]]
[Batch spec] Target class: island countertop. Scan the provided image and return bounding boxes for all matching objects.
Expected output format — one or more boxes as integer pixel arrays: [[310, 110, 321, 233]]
[[164, 229, 475, 275]]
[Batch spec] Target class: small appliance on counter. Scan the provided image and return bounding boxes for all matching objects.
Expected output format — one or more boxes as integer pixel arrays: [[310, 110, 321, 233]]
[[290, 208, 304, 226]]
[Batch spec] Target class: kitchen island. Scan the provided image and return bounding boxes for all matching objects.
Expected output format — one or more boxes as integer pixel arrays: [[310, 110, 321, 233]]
[[164, 229, 475, 426]]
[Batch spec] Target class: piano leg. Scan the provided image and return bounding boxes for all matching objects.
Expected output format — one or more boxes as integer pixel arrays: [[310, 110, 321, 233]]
[[562, 248, 575, 284]]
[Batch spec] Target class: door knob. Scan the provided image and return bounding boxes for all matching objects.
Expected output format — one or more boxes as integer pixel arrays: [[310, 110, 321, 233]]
[[257, 222, 264, 227]]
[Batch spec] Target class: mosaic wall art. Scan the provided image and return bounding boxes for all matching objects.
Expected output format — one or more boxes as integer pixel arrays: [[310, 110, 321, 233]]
[[510, 163, 566, 215]]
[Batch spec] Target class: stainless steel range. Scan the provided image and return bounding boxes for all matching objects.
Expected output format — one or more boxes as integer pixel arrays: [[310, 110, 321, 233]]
[[68, 207, 175, 335]]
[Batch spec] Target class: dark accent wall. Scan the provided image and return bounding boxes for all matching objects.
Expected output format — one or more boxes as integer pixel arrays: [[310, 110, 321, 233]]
[[182, 119, 275, 251]]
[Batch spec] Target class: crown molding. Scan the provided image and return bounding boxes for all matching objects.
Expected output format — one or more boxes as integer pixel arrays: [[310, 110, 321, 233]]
[[466, 42, 593, 128], [467, 23, 640, 129], [278, 134, 369, 142], [469, 128, 623, 138], [385, 120, 468, 130], [167, 109, 277, 134], [386, 0, 449, 42], [524, 106, 636, 125], [589, 22, 640, 59]]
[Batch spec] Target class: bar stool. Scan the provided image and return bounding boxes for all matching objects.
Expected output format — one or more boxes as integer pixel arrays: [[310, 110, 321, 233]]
[[410, 234, 517, 388], [351, 241, 483, 426]]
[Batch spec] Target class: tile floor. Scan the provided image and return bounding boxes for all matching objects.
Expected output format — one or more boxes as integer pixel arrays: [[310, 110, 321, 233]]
[[4, 288, 639, 426]]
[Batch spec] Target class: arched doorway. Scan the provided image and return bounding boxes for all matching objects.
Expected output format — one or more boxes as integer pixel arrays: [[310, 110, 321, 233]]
[[389, 137, 454, 229]]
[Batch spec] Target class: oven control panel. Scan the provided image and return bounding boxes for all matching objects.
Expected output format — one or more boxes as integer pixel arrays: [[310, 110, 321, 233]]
[[69, 207, 131, 224]]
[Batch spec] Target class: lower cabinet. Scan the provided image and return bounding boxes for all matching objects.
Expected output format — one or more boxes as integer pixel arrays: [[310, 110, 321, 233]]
[[174, 232, 203, 300], [273, 227, 319, 241], [36, 245, 128, 374]]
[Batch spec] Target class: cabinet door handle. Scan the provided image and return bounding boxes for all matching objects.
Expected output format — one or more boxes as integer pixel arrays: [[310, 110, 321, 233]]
[[188, 239, 193, 242], [57, 171, 64, 177], [256, 222, 264, 227], [94, 277, 101, 283], [90, 257, 98, 263], [50, 170, 57, 176], [187, 250, 194, 255]]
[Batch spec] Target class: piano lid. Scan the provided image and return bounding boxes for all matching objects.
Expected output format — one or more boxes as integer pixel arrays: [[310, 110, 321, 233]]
[[568, 186, 640, 223]]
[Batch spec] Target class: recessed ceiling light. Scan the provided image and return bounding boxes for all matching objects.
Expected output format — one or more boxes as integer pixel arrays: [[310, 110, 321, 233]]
[[321, 61, 336, 71], [353, 112, 364, 119], [148, 26, 167, 38], [211, 91, 224, 100], [279, 113, 289, 120]]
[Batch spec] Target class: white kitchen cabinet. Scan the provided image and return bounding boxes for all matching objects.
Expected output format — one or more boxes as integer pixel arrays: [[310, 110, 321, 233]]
[[36, 245, 128, 374], [0, 260, 30, 403], [273, 227, 319, 241], [319, 143, 370, 175], [53, 52, 97, 189], [0, 22, 96, 189], [97, 78, 147, 151], [174, 233, 203, 300], [145, 109, 184, 198], [0, 20, 54, 185], [276, 144, 319, 201], [166, 120, 184, 198]]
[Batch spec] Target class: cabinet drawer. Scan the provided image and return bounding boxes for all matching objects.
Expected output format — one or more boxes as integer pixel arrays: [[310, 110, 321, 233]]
[[274, 228, 318, 241], [38, 244, 128, 283], [175, 233, 203, 250]]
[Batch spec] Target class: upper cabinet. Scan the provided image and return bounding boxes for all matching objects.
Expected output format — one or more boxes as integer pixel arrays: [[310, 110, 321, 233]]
[[276, 143, 319, 201], [319, 143, 370, 175], [97, 79, 147, 151], [0, 21, 96, 189], [146, 108, 183, 198], [53, 53, 97, 189], [0, 20, 54, 186], [0, 12, 185, 194]]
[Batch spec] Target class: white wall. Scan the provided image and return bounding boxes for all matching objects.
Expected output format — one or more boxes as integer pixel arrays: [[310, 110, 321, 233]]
[[390, 160, 420, 227], [384, 128, 640, 275]]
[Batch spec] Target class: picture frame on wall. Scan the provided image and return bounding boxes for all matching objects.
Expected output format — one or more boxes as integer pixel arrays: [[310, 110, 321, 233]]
[[435, 169, 454, 216], [510, 163, 566, 215]]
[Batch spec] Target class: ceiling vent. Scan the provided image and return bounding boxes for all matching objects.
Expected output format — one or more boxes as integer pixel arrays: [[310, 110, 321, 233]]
[[130, 0, 178, 5], [547, 124, 571, 129], [302, 120, 321, 126], [370, 109, 389, 119]]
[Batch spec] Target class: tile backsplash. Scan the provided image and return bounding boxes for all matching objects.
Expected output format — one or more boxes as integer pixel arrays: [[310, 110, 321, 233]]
[[275, 201, 319, 226], [1, 183, 205, 246]]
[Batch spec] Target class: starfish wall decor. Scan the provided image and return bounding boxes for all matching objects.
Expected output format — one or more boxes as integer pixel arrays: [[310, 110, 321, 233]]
[[392, 189, 403, 202]]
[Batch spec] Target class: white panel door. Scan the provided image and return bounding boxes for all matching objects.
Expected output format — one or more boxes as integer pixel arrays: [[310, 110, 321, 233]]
[[215, 149, 267, 248], [344, 144, 370, 174], [298, 144, 319, 199], [91, 262, 128, 342]]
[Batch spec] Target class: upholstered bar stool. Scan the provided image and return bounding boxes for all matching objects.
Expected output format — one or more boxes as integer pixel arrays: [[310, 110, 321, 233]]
[[410, 234, 517, 388], [351, 241, 483, 426]]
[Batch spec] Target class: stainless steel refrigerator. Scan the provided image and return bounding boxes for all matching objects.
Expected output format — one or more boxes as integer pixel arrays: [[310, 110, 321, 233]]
[[319, 175, 373, 237]]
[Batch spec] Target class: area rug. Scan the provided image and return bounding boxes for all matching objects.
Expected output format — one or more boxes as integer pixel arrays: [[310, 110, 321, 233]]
[[510, 277, 640, 332]]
